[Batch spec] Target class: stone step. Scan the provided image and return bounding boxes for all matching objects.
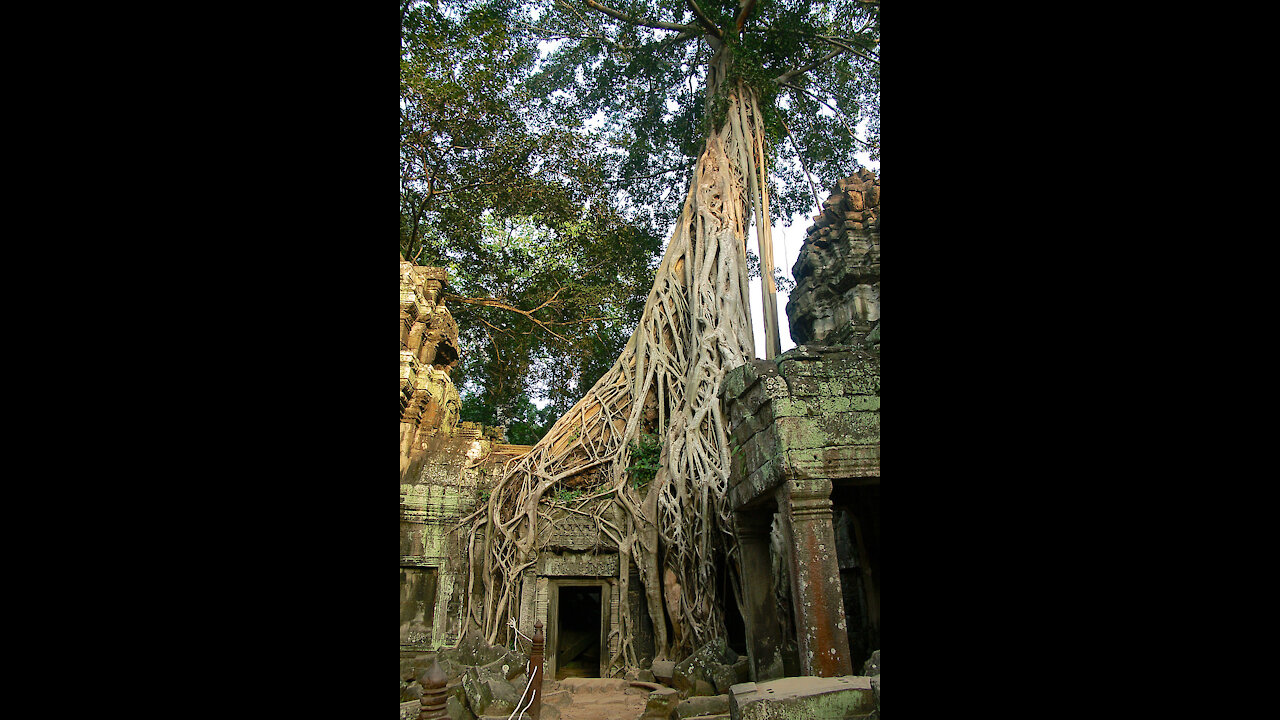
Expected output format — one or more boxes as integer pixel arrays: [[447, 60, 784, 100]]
[[558, 677, 630, 694]]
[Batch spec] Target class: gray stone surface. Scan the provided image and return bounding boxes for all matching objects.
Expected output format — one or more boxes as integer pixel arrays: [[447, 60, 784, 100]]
[[641, 686, 680, 720], [676, 693, 729, 717], [401, 680, 424, 702], [786, 170, 880, 348], [672, 637, 738, 698], [729, 676, 876, 720], [461, 665, 523, 717], [650, 660, 675, 683], [863, 649, 880, 676], [446, 693, 477, 720]]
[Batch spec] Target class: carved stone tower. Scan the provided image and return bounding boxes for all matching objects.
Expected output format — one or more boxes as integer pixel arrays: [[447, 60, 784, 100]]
[[400, 262, 462, 483], [786, 169, 880, 348]]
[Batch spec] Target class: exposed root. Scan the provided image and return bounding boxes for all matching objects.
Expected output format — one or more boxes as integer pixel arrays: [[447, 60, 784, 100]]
[[466, 75, 773, 671]]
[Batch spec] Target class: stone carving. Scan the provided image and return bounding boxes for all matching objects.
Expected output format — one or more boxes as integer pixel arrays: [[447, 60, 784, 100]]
[[401, 264, 464, 484], [786, 169, 880, 347]]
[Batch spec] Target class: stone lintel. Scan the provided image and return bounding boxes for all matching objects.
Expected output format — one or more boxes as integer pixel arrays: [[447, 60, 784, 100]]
[[538, 551, 619, 577]]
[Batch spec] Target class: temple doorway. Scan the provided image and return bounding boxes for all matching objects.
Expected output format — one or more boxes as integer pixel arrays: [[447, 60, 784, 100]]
[[553, 583, 604, 679]]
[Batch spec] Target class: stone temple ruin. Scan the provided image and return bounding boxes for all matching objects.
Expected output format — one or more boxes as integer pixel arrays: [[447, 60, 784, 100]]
[[400, 170, 879, 719]]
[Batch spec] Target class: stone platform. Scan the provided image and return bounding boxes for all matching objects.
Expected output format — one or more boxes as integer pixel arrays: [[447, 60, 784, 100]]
[[729, 676, 876, 720]]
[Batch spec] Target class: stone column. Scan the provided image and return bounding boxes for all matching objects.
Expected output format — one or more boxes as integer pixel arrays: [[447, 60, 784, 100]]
[[528, 619, 545, 720], [777, 478, 853, 677], [733, 509, 786, 682]]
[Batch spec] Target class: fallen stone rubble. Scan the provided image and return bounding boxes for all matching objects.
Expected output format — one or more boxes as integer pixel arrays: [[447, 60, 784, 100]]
[[403, 638, 880, 720]]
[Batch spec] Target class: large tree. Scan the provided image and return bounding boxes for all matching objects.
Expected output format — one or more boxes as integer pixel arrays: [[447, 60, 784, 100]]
[[401, 0, 665, 432], [466, 0, 879, 669]]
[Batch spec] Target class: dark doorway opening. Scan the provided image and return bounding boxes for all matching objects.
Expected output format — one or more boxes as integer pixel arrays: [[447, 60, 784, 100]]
[[831, 481, 880, 670], [717, 557, 748, 656], [556, 586, 602, 679]]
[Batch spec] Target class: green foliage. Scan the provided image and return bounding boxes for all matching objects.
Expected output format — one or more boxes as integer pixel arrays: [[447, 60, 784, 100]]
[[626, 429, 664, 491], [459, 391, 561, 445], [522, 0, 880, 229], [554, 487, 587, 503], [403, 0, 664, 440], [403, 0, 879, 443]]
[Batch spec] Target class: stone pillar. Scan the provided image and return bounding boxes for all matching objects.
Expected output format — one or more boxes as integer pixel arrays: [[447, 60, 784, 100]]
[[418, 657, 448, 719], [733, 509, 786, 682], [528, 619, 545, 720], [777, 478, 853, 677]]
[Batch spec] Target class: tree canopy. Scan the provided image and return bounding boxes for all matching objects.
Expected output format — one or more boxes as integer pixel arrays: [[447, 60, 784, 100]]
[[401, 0, 879, 441], [401, 0, 665, 434], [523, 0, 879, 227]]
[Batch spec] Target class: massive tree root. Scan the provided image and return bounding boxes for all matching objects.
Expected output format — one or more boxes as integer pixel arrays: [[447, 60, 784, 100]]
[[465, 70, 773, 672]]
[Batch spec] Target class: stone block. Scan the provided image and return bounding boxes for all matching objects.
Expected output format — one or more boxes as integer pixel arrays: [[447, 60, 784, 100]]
[[401, 680, 424, 702], [460, 668, 493, 715], [672, 638, 737, 698], [707, 663, 739, 695], [641, 686, 680, 720], [729, 676, 876, 720], [446, 693, 477, 720], [862, 649, 880, 676], [676, 693, 729, 717], [460, 666, 522, 717], [650, 659, 676, 684]]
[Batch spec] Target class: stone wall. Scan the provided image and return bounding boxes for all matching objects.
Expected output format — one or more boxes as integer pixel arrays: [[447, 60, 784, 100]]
[[399, 262, 534, 655], [722, 347, 881, 511], [395, 262, 647, 677], [786, 169, 880, 348]]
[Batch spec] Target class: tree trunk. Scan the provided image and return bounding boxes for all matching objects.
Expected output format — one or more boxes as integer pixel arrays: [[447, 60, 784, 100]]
[[468, 47, 773, 667]]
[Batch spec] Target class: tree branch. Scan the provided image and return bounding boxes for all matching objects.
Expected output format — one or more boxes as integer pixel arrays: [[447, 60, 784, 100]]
[[733, 0, 756, 36], [816, 35, 880, 65], [604, 163, 689, 185], [446, 291, 573, 343], [777, 111, 823, 215], [685, 0, 722, 38], [582, 0, 699, 33], [779, 82, 874, 148], [774, 47, 845, 84]]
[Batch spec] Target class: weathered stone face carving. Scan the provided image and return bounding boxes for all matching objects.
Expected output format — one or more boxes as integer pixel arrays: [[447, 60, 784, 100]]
[[786, 169, 880, 347]]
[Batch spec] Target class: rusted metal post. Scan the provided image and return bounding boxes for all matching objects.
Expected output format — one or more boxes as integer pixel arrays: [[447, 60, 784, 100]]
[[418, 656, 448, 720], [528, 619, 546, 720]]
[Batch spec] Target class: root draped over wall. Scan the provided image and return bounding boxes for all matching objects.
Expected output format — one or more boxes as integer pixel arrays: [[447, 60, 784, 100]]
[[465, 55, 777, 671]]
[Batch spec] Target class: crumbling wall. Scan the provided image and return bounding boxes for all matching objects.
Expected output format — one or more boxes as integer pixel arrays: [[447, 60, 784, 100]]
[[400, 262, 533, 655], [786, 169, 880, 348]]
